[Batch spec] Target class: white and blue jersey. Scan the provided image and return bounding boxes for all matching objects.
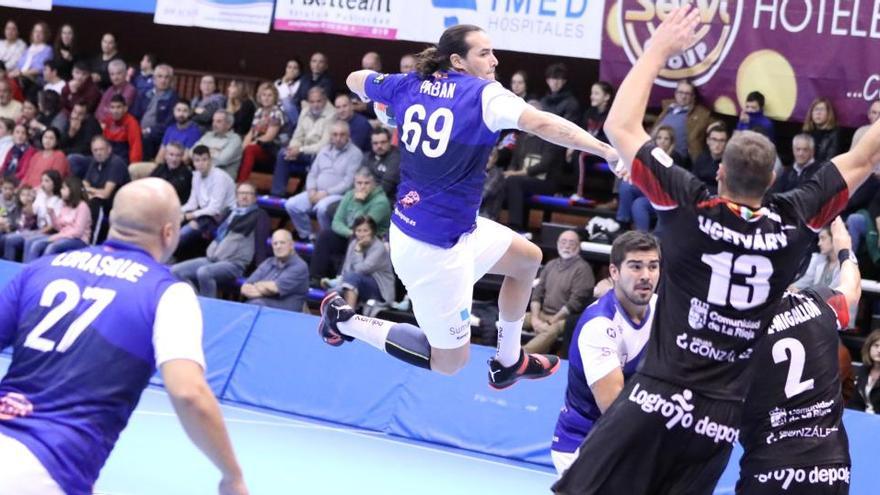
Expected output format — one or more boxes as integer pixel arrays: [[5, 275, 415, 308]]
[[0, 241, 205, 494], [552, 291, 656, 454], [363, 70, 527, 248]]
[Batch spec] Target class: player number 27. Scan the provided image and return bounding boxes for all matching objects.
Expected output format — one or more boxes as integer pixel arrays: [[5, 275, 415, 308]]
[[700, 252, 772, 309], [400, 104, 454, 159], [772, 337, 815, 399], [24, 279, 116, 353]]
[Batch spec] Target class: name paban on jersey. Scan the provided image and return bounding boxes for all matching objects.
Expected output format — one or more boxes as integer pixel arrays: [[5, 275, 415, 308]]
[[767, 294, 823, 335], [697, 215, 789, 251], [50, 251, 149, 283]]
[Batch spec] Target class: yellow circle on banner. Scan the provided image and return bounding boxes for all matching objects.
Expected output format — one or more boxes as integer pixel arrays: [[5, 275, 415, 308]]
[[714, 95, 737, 116], [735, 50, 797, 121], [606, 1, 622, 47]]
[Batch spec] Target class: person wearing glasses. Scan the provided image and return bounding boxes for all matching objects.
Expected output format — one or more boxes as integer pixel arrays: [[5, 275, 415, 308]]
[[651, 79, 712, 164]]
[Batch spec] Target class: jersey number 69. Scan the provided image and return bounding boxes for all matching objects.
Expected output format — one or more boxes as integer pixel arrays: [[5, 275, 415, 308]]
[[400, 104, 454, 159]]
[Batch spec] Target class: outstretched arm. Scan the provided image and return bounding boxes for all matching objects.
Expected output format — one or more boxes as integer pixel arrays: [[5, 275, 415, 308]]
[[604, 5, 702, 173], [832, 117, 880, 193], [830, 216, 861, 309], [347, 70, 373, 101], [517, 107, 618, 165]]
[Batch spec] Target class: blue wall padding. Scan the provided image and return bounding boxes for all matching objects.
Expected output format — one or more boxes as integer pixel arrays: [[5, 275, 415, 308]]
[[222, 307, 415, 432]]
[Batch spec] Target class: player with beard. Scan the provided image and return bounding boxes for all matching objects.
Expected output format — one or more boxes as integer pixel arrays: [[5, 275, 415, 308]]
[[552, 231, 660, 474], [554, 5, 880, 494], [737, 217, 858, 494]]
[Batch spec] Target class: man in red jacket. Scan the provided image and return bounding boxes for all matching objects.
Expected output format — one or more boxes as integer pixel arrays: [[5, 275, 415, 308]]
[[102, 94, 142, 164]]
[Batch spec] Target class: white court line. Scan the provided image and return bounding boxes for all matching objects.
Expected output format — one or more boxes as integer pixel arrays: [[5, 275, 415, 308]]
[[142, 388, 556, 478]]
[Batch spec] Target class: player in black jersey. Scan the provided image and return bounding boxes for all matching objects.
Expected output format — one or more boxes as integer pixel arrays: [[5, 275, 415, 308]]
[[554, 6, 880, 494], [737, 217, 858, 495]]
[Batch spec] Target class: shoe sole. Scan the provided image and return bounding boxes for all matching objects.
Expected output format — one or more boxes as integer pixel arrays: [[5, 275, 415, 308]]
[[318, 291, 344, 347], [488, 357, 561, 391]]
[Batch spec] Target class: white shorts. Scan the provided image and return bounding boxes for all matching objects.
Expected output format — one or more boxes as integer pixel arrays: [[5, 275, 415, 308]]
[[390, 217, 514, 349], [0, 432, 64, 494], [551, 449, 579, 476]]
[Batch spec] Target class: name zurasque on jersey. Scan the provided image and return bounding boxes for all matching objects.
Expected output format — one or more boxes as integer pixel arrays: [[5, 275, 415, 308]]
[[697, 215, 789, 251]]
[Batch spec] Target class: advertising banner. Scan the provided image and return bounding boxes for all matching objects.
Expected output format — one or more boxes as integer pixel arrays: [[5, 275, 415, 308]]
[[274, 0, 607, 59], [0, 0, 51, 10], [155, 0, 274, 33], [600, 0, 880, 126]]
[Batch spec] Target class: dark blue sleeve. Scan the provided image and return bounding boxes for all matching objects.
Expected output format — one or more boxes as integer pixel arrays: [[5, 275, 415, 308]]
[[0, 272, 23, 350], [363, 73, 408, 105]]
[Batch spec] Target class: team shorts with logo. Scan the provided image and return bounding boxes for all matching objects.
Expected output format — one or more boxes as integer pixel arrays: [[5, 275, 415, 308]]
[[389, 217, 514, 349], [737, 463, 851, 495], [553, 374, 742, 495]]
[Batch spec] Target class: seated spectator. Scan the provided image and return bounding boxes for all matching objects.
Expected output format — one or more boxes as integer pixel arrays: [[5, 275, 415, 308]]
[[269, 86, 334, 195], [0, 117, 12, 162], [509, 70, 531, 100], [25, 175, 90, 261], [83, 135, 129, 244], [691, 122, 728, 194], [362, 127, 400, 201], [351, 51, 380, 118], [61, 61, 100, 114], [17, 98, 37, 137], [61, 101, 101, 178], [1, 183, 34, 256], [274, 59, 303, 127], [149, 141, 192, 204], [651, 79, 712, 163], [4, 169, 62, 261], [0, 20, 26, 71], [241, 229, 309, 312], [480, 148, 505, 220], [171, 182, 261, 299], [849, 329, 880, 414], [129, 52, 155, 96], [335, 93, 371, 152], [0, 176, 18, 244], [226, 79, 255, 137], [291, 52, 333, 111], [399, 53, 415, 73], [19, 127, 69, 188], [791, 226, 839, 290], [284, 120, 361, 240], [131, 63, 178, 160], [178, 144, 236, 258], [154, 100, 203, 164], [191, 74, 226, 130], [9, 22, 52, 100], [95, 59, 136, 122], [310, 167, 390, 281], [1, 123, 35, 179], [194, 109, 242, 180], [735, 91, 774, 140], [502, 102, 567, 232], [41, 58, 66, 94], [771, 134, 820, 194], [523, 230, 595, 354], [52, 23, 77, 80], [803, 97, 840, 163], [851, 99, 880, 149], [101, 94, 142, 164], [540, 63, 580, 122], [90, 32, 122, 90], [0, 64, 23, 101], [0, 78, 21, 120], [617, 126, 684, 232], [238, 82, 285, 182], [335, 215, 395, 309], [572, 81, 613, 198], [29, 90, 67, 137]]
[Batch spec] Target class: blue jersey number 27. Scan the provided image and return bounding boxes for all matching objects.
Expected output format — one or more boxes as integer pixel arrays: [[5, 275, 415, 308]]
[[24, 279, 116, 353]]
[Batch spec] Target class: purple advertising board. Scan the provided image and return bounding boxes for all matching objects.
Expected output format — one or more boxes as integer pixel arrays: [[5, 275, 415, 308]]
[[600, 0, 880, 127]]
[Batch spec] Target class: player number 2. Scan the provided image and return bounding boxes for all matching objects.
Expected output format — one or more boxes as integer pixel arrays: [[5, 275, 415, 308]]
[[24, 279, 117, 353], [400, 104, 454, 158], [700, 252, 772, 309], [772, 337, 815, 399]]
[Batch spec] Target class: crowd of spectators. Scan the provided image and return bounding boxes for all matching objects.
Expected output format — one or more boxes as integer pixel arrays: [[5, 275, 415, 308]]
[[3, 16, 880, 378]]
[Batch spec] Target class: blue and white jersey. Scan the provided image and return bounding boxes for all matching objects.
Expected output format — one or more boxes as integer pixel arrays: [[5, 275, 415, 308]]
[[364, 70, 528, 248], [552, 290, 656, 453], [0, 241, 205, 494]]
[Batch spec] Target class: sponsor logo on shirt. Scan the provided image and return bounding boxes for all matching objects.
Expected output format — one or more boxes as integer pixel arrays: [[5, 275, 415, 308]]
[[628, 382, 740, 444], [752, 466, 850, 490], [400, 190, 420, 208], [675, 332, 753, 362], [372, 73, 388, 84], [688, 297, 709, 330], [768, 400, 835, 428], [0, 392, 33, 420], [766, 425, 839, 445]]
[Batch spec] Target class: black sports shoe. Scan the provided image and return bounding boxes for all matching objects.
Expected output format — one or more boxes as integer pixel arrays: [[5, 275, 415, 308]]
[[318, 292, 355, 347], [487, 349, 560, 390]]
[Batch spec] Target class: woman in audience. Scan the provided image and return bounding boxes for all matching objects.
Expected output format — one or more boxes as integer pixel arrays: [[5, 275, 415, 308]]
[[335, 215, 395, 310], [25, 175, 90, 261], [226, 79, 256, 137], [791, 226, 839, 290], [239, 82, 284, 181], [91, 32, 122, 90], [849, 330, 880, 414], [191, 74, 226, 129], [3, 169, 61, 261], [0, 20, 26, 71], [16, 99, 37, 134], [653, 125, 685, 164], [129, 52, 155, 96], [1, 184, 35, 251], [275, 58, 303, 126], [572, 81, 614, 199], [9, 21, 52, 97], [509, 70, 531, 100], [20, 127, 69, 188], [53, 23, 77, 79], [1, 123, 35, 180], [803, 97, 841, 162]]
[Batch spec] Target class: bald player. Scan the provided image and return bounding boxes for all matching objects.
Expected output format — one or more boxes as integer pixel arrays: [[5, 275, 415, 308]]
[[0, 179, 247, 495]]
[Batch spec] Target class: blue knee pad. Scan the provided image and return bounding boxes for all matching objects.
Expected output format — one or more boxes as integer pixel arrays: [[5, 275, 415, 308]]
[[385, 323, 432, 370]]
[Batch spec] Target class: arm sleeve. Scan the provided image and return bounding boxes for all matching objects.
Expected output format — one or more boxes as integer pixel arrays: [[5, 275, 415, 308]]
[[0, 271, 22, 350], [363, 72, 408, 105], [352, 241, 386, 274], [245, 259, 270, 285], [191, 176, 225, 218], [181, 175, 198, 213], [325, 151, 361, 196], [630, 141, 709, 212], [128, 119, 143, 163], [481, 82, 529, 133], [810, 286, 850, 330], [153, 282, 206, 368], [566, 263, 596, 314], [774, 163, 850, 232], [577, 317, 622, 386], [215, 134, 242, 169], [792, 255, 818, 290], [273, 259, 309, 297], [331, 194, 354, 238], [531, 265, 548, 304]]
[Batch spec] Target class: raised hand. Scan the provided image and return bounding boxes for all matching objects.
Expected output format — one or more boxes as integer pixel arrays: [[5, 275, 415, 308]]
[[645, 4, 702, 60]]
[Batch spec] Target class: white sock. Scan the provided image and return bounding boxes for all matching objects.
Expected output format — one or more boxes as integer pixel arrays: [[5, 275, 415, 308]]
[[495, 316, 524, 367], [337, 314, 395, 352]]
